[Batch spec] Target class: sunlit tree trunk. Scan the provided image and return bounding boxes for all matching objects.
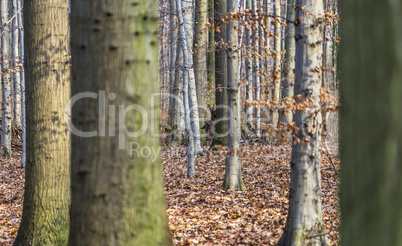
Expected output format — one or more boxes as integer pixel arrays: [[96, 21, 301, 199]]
[[322, 0, 328, 88], [1, 0, 12, 157], [12, 0, 21, 128], [17, 0, 26, 167], [13, 0, 70, 244], [211, 0, 228, 147], [222, 0, 246, 191], [69, 1, 172, 244], [271, 0, 281, 128], [340, 1, 402, 245], [194, 0, 208, 135], [277, 0, 329, 245], [280, 0, 296, 126], [244, 0, 253, 133]]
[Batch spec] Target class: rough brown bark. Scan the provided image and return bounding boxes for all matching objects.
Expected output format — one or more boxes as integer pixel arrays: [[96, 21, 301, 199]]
[[14, 0, 70, 244]]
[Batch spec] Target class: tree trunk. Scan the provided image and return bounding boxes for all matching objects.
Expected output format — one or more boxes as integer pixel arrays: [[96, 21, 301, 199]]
[[69, 1, 172, 245], [194, 0, 208, 135], [17, 0, 26, 167], [211, 0, 228, 147], [244, 0, 253, 134], [12, 0, 21, 128], [168, 0, 185, 144], [321, 0, 328, 88], [1, 0, 12, 157], [280, 0, 296, 126], [340, 1, 402, 245], [13, 0, 70, 244], [253, 0, 261, 137], [276, 0, 329, 245], [207, 0, 215, 102], [222, 0, 246, 191], [271, 0, 282, 128]]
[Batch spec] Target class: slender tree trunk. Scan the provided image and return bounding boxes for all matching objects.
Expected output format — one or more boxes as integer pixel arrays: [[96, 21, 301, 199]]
[[222, 0, 246, 191], [1, 0, 12, 157], [207, 0, 215, 102], [211, 0, 228, 147], [12, 0, 21, 128], [168, 0, 185, 144], [179, 0, 204, 155], [340, 1, 402, 245], [244, 0, 253, 133], [280, 0, 296, 126], [321, 0, 328, 88], [177, 0, 197, 178], [194, 0, 208, 135], [276, 0, 329, 245], [17, 0, 26, 167], [69, 1, 172, 244], [253, 0, 261, 137], [13, 0, 70, 244], [271, 0, 281, 128]]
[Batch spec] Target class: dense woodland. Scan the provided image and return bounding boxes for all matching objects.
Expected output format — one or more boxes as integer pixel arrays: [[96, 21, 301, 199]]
[[0, 0, 401, 245]]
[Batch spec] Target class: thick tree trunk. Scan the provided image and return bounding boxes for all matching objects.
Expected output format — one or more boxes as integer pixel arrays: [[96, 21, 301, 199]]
[[271, 0, 282, 128], [69, 1, 172, 244], [279, 0, 296, 126], [13, 0, 70, 244], [211, 0, 228, 147], [277, 0, 329, 245], [1, 0, 12, 157], [12, 0, 21, 128], [194, 0, 208, 135], [244, 0, 253, 133], [340, 1, 402, 245], [222, 0, 246, 191]]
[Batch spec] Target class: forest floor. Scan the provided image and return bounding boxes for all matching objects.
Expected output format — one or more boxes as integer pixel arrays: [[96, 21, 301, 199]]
[[0, 143, 340, 245]]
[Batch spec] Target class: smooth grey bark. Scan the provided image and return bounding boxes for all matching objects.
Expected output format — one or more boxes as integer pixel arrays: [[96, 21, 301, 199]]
[[280, 0, 296, 126], [12, 0, 21, 128], [244, 0, 253, 133], [177, 0, 197, 178], [277, 0, 329, 245], [321, 0, 328, 88], [179, 0, 204, 155], [210, 0, 228, 147], [69, 0, 172, 244], [168, 0, 185, 143], [222, 0, 246, 191], [1, 0, 12, 156], [340, 1, 402, 245], [17, 0, 25, 167], [252, 0, 261, 137]]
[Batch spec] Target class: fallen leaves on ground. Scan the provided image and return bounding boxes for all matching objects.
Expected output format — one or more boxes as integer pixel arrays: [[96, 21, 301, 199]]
[[0, 144, 340, 245]]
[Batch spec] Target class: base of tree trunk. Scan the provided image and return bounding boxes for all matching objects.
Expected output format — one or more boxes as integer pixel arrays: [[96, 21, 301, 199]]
[[276, 227, 330, 246], [0, 146, 12, 157]]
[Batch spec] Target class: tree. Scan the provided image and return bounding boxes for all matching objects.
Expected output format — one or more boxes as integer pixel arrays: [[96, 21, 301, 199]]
[[280, 0, 296, 126], [17, 0, 26, 168], [194, 0, 208, 135], [1, 0, 12, 157], [13, 0, 70, 244], [222, 0, 246, 191], [12, 0, 21, 128], [340, 1, 402, 245], [277, 0, 329, 244], [244, 0, 253, 133], [69, 1, 172, 244], [271, 0, 282, 128], [252, 0, 261, 137], [211, 0, 228, 147]]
